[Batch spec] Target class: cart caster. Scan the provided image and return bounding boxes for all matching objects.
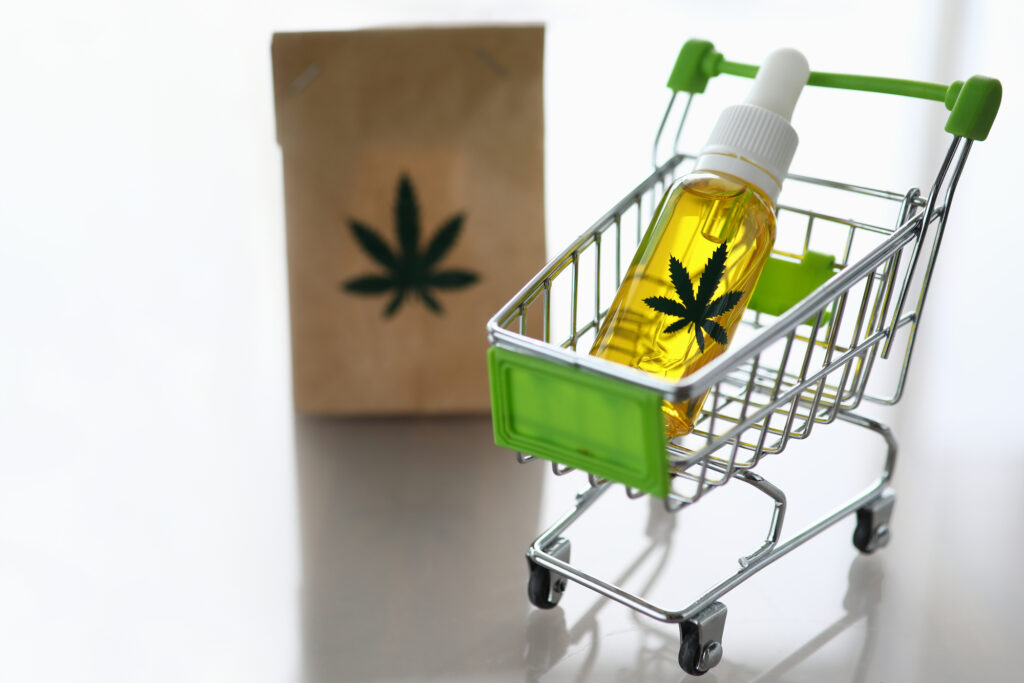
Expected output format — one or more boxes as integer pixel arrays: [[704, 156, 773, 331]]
[[678, 602, 727, 676], [527, 537, 571, 609], [853, 488, 895, 554]]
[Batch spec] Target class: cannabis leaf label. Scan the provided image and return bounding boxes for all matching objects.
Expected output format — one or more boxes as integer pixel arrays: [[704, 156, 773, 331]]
[[342, 174, 479, 317], [643, 242, 744, 353]]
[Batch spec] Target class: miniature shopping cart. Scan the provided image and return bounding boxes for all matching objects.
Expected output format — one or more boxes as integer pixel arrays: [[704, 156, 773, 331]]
[[487, 39, 1000, 675]]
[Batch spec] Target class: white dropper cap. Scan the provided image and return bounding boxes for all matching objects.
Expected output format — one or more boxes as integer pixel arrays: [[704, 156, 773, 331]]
[[694, 47, 810, 205]]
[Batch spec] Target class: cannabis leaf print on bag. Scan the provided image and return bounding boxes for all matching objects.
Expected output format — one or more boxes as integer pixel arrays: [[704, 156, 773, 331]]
[[342, 174, 479, 317], [643, 242, 744, 353]]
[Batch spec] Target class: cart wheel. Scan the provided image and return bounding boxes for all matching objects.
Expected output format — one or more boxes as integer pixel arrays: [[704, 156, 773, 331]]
[[526, 537, 571, 609], [527, 561, 564, 609], [853, 489, 895, 554], [678, 602, 727, 676]]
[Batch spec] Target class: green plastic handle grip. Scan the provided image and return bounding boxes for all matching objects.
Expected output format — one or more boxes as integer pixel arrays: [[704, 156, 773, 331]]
[[668, 39, 1002, 141]]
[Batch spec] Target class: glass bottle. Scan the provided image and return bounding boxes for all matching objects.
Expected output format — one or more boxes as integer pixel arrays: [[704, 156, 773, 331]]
[[590, 48, 809, 437]]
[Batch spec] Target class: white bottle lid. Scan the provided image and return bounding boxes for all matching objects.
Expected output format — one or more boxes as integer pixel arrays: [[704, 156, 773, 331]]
[[694, 47, 810, 205]]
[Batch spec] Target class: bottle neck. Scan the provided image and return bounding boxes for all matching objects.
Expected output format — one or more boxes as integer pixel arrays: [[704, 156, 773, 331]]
[[693, 153, 781, 206], [695, 102, 799, 207]]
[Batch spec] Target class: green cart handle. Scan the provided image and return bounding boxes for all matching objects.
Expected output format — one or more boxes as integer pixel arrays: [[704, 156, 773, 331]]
[[668, 38, 1001, 141]]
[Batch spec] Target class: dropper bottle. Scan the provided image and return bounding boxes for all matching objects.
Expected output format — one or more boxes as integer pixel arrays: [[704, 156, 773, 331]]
[[590, 47, 810, 437]]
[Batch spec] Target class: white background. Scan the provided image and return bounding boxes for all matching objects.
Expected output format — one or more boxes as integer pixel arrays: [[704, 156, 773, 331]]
[[1, 1, 1021, 681]]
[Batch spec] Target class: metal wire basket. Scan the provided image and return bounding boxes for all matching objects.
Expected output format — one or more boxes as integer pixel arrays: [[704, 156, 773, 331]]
[[486, 38, 1000, 675]]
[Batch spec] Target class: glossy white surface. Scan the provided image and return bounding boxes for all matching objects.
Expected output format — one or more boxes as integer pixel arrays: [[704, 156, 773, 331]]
[[296, 412, 1023, 682], [2, 0, 1022, 681]]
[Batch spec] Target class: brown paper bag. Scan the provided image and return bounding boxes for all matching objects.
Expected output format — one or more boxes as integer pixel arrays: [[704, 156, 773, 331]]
[[272, 26, 545, 415]]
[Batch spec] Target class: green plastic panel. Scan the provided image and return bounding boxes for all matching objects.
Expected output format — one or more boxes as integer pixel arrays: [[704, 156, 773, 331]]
[[749, 250, 836, 324], [488, 346, 669, 497]]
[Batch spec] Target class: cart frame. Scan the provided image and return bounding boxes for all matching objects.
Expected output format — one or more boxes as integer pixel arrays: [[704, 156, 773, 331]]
[[486, 39, 1000, 675]]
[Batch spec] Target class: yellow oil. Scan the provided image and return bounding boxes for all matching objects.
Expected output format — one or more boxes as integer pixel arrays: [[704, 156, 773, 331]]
[[590, 171, 776, 436]]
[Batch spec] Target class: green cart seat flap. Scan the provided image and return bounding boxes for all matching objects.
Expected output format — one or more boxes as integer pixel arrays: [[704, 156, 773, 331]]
[[749, 249, 836, 324], [488, 347, 669, 498]]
